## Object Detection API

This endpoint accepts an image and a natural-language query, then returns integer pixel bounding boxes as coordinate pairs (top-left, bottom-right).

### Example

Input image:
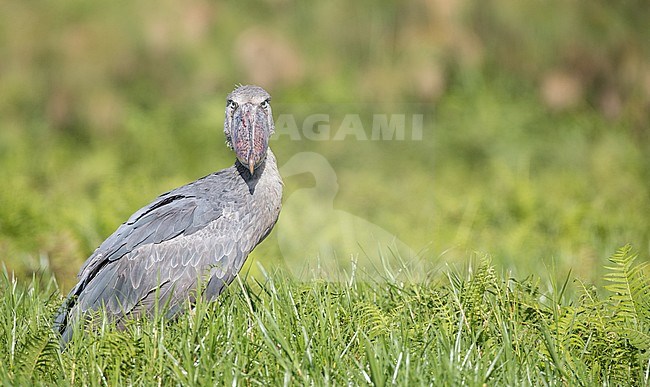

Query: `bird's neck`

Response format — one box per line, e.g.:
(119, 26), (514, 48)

(235, 149), (279, 193)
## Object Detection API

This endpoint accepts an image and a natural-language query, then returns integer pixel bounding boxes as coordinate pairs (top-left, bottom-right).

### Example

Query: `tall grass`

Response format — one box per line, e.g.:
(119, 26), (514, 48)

(1, 1), (649, 286)
(1, 245), (649, 385)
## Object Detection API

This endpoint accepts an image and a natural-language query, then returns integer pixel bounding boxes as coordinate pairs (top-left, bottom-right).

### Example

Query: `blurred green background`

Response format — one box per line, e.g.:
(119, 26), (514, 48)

(1, 0), (649, 290)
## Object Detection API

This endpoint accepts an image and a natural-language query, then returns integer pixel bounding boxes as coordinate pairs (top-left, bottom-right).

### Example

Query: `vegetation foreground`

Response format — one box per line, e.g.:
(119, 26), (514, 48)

(1, 245), (649, 385)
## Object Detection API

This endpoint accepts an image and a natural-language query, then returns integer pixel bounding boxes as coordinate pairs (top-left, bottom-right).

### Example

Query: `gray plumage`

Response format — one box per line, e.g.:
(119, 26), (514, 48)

(54, 85), (282, 345)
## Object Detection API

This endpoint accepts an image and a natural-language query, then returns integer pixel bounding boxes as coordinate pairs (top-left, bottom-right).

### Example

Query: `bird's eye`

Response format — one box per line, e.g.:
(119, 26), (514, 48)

(260, 99), (269, 109)
(227, 100), (238, 110)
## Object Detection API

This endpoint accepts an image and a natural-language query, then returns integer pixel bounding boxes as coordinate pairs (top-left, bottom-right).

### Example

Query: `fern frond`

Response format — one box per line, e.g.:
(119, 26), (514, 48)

(604, 244), (650, 352)
(355, 302), (391, 339)
(15, 327), (60, 381)
(461, 255), (496, 328)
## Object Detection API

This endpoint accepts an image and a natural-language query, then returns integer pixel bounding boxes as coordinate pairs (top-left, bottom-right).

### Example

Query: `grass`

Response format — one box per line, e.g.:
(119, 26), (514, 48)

(1, 245), (649, 385)
(1, 0), (649, 287)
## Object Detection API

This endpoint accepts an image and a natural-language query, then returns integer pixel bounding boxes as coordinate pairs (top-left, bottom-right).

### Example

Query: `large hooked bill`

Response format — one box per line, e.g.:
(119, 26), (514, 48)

(232, 102), (270, 174)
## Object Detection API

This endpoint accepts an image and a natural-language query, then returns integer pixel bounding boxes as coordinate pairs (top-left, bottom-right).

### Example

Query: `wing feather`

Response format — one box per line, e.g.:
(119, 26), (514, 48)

(55, 188), (226, 332)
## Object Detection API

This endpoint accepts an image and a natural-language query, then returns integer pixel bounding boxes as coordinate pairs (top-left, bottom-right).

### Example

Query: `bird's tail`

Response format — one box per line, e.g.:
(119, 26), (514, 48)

(52, 286), (81, 349)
